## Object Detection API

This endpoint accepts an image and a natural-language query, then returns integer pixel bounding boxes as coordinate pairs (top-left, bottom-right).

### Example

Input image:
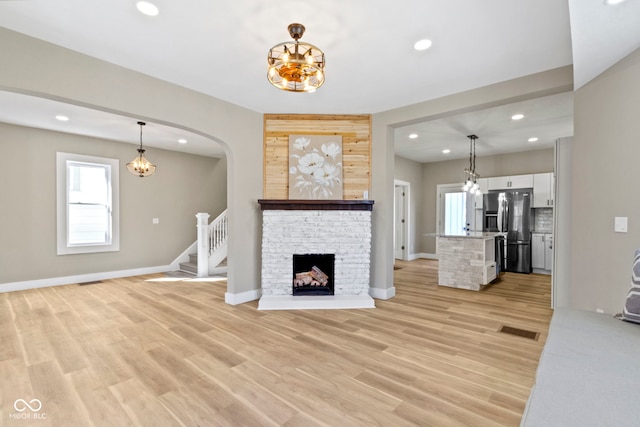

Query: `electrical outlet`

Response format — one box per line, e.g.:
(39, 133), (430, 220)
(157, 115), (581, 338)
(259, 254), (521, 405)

(152, 218), (159, 224)
(596, 308), (604, 314)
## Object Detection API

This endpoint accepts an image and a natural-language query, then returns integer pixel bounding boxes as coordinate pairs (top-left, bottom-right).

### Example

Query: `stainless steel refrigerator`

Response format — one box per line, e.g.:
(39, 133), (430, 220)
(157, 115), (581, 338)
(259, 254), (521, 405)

(483, 190), (532, 273)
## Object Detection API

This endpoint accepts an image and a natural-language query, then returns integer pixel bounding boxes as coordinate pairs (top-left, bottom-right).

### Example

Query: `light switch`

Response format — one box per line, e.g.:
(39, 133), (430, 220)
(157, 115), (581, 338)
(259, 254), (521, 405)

(614, 216), (627, 233)
(152, 218), (159, 225)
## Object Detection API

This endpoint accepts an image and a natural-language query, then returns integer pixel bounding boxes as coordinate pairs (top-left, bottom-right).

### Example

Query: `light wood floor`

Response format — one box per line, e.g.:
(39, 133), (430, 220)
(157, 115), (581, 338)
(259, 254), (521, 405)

(0, 259), (552, 426)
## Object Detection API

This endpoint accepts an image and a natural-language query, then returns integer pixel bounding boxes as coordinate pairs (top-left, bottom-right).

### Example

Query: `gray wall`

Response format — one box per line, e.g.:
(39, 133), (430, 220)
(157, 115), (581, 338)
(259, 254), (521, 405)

(571, 46), (640, 314)
(0, 27), (263, 299)
(0, 122), (226, 285)
(418, 148), (554, 253)
(0, 26), (578, 306)
(394, 156), (423, 256)
(374, 66), (572, 297)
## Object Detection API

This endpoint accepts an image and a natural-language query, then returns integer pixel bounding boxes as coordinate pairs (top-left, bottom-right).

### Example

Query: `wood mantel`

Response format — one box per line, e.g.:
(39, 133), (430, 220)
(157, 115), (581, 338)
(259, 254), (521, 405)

(258, 199), (374, 211)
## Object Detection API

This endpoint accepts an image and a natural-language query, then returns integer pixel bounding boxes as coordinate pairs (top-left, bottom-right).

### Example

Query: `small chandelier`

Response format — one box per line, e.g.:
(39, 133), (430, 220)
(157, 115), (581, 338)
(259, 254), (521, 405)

(126, 121), (156, 177)
(267, 23), (325, 93)
(462, 134), (481, 194)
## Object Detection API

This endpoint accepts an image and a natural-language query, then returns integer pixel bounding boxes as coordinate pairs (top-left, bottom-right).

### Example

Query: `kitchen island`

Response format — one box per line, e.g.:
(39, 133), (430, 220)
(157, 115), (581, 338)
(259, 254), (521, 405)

(437, 232), (500, 291)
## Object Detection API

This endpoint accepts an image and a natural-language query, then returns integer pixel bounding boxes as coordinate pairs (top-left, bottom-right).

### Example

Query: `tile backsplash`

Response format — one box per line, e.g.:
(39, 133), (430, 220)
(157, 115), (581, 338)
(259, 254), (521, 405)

(534, 208), (553, 232)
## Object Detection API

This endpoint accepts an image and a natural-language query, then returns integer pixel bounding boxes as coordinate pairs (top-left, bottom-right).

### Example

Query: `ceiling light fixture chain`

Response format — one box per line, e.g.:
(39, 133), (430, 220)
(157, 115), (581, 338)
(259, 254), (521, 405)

(267, 23), (325, 93)
(126, 121), (156, 177)
(472, 134), (477, 176)
(462, 134), (481, 194)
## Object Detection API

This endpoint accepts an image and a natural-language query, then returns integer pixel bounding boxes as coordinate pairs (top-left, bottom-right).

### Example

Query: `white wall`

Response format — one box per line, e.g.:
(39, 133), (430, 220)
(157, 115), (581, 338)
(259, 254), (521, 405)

(0, 28), (263, 299)
(571, 46), (640, 314)
(0, 123), (226, 285)
(553, 136), (573, 308)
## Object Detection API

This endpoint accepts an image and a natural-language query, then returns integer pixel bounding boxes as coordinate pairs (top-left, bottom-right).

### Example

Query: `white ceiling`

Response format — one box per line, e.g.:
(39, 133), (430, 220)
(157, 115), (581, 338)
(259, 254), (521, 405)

(0, 91), (226, 157)
(0, 0), (638, 160)
(569, 0), (640, 90)
(395, 92), (574, 163)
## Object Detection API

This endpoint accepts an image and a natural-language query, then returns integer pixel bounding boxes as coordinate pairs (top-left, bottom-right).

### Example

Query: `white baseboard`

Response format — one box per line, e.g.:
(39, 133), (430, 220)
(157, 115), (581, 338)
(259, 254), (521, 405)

(225, 288), (261, 305)
(0, 265), (171, 294)
(416, 252), (438, 260)
(399, 253), (437, 261)
(369, 286), (396, 300)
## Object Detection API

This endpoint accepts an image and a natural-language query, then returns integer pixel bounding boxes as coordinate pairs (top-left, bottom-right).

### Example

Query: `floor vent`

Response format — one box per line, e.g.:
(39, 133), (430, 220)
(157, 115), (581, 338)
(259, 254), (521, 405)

(79, 280), (103, 286)
(498, 325), (539, 340)
(394, 266), (401, 270)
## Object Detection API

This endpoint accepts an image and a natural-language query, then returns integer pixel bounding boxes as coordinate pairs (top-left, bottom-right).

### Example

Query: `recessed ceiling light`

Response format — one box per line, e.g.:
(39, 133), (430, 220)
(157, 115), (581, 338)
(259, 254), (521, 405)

(511, 113), (525, 120)
(442, 149), (451, 154)
(178, 139), (188, 144)
(55, 115), (69, 121)
(136, 1), (159, 16)
(414, 39), (433, 51)
(528, 137), (539, 142)
(408, 133), (418, 139)
(604, 0), (625, 4)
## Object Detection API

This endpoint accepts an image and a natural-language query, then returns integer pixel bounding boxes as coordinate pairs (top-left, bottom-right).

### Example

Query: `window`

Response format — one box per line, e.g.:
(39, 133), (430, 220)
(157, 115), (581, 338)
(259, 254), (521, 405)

(57, 153), (119, 254)
(444, 192), (467, 235)
(437, 184), (475, 235)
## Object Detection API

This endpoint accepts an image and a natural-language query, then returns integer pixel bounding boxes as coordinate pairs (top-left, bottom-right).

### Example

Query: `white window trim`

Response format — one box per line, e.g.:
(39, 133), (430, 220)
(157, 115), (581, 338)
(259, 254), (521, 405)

(56, 152), (120, 255)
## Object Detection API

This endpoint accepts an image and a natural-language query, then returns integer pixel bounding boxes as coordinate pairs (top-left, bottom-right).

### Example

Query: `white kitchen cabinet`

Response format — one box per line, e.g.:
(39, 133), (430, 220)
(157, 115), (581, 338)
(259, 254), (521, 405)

(487, 176), (510, 190)
(532, 233), (545, 269)
(474, 178), (488, 209)
(509, 174), (534, 189)
(532, 233), (553, 273)
(487, 174), (533, 190)
(544, 234), (553, 271)
(533, 172), (555, 208)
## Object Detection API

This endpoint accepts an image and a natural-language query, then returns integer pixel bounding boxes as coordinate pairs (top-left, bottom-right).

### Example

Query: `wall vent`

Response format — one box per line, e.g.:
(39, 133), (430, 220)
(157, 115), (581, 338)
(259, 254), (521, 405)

(79, 280), (103, 286)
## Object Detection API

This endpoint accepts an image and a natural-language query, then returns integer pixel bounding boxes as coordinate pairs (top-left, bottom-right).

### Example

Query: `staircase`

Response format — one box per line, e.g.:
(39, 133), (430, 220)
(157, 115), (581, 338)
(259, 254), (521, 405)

(178, 254), (227, 276)
(170, 210), (228, 277)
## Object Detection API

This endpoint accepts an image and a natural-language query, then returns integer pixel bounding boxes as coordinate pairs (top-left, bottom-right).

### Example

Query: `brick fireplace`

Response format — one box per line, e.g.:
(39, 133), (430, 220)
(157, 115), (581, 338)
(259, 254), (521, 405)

(258, 200), (375, 310)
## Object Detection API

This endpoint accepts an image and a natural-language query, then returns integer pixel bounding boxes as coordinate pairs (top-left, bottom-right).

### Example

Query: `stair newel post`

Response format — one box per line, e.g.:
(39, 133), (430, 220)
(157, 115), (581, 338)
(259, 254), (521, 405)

(196, 213), (210, 277)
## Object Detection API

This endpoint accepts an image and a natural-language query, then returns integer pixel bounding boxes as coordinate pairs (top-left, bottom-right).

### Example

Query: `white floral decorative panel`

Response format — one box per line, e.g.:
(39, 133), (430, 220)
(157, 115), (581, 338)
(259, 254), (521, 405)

(289, 135), (343, 199)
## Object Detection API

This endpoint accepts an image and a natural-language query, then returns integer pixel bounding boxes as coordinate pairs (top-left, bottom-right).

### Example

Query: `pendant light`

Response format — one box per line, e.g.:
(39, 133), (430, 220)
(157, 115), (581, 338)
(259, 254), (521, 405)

(462, 134), (480, 194)
(126, 121), (156, 177)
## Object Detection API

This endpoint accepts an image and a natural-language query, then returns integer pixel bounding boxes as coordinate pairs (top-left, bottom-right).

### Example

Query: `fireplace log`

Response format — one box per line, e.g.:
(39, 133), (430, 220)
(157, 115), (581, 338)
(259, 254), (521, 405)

(311, 266), (329, 283)
(294, 268), (330, 288)
(294, 272), (314, 285)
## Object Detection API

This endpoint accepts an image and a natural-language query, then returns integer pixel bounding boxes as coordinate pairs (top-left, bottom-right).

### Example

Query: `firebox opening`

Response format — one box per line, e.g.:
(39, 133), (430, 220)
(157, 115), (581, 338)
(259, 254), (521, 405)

(292, 254), (335, 296)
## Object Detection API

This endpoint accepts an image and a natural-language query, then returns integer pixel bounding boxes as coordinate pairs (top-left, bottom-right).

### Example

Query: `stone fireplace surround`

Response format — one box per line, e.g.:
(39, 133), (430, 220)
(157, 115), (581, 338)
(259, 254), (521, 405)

(258, 200), (376, 310)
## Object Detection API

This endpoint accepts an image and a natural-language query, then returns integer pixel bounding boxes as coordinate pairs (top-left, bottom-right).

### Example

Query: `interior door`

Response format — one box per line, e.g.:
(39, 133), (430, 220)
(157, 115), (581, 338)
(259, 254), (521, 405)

(394, 185), (406, 259)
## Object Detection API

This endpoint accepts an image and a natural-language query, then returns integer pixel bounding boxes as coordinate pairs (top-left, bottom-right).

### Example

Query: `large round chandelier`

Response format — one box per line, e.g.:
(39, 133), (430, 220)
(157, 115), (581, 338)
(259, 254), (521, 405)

(267, 23), (325, 93)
